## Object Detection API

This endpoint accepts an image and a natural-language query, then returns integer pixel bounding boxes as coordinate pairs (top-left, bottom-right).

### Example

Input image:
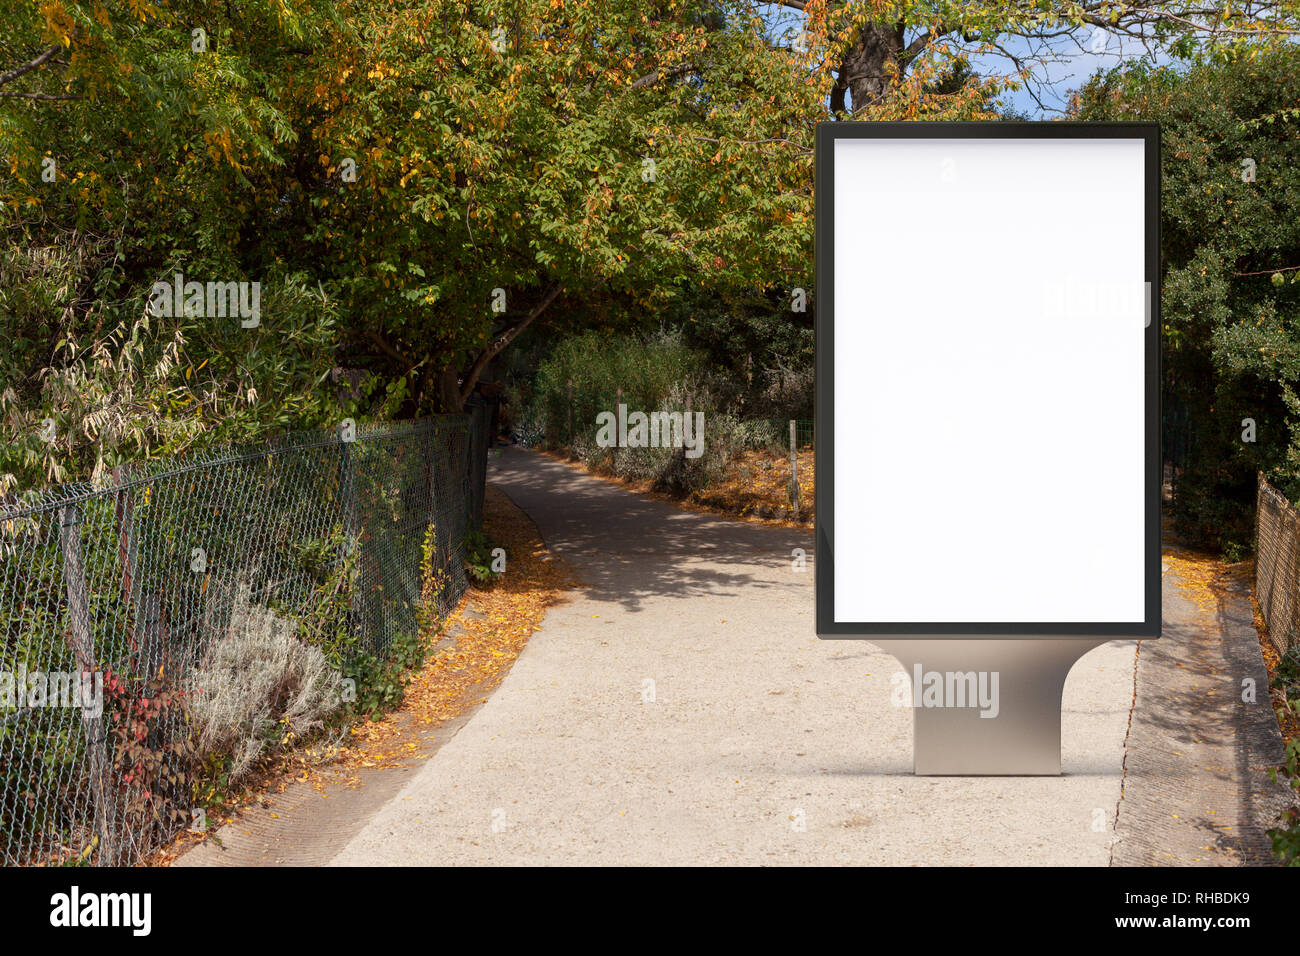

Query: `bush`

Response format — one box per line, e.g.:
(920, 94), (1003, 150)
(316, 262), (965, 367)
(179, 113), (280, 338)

(729, 418), (788, 452)
(525, 328), (707, 449)
(187, 584), (344, 780)
(602, 381), (740, 495)
(463, 531), (504, 585)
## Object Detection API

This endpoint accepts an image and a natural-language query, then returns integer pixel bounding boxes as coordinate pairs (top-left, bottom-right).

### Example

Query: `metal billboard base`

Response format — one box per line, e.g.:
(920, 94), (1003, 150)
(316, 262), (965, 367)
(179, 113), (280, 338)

(873, 638), (1110, 776)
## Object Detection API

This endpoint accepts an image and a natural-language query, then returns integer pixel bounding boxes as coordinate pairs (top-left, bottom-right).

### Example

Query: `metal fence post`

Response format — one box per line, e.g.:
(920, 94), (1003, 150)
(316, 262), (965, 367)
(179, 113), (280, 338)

(339, 431), (358, 544)
(338, 428), (364, 650)
(58, 504), (114, 865)
(790, 419), (800, 519)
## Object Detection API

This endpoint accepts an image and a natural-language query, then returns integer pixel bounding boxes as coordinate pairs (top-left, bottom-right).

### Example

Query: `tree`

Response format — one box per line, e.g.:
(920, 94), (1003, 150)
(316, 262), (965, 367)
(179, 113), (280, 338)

(1074, 45), (1300, 552)
(774, 1), (1300, 117)
(1, 0), (838, 485)
(0, 1), (348, 488)
(310, 0), (825, 412)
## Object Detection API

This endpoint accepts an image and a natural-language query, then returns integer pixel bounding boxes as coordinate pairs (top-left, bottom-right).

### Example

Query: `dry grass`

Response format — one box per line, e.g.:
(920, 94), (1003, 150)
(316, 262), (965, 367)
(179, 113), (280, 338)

(541, 445), (816, 528)
(689, 447), (815, 523)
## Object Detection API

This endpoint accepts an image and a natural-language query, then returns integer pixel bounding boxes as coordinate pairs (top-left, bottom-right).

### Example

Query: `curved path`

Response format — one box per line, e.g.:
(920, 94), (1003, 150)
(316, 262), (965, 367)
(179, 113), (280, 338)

(331, 447), (1136, 865)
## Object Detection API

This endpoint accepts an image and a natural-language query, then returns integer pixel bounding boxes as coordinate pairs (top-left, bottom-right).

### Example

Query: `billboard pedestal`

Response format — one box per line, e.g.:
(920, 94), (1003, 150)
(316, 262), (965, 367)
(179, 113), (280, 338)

(874, 639), (1108, 776)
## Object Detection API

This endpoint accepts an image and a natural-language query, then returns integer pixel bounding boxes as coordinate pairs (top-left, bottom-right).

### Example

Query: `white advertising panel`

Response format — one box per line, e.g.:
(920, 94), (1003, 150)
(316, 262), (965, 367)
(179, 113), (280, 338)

(816, 124), (1160, 637)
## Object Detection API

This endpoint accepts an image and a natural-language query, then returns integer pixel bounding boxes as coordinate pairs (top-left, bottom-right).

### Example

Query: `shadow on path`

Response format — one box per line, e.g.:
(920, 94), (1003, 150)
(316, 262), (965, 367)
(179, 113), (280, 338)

(490, 447), (813, 614)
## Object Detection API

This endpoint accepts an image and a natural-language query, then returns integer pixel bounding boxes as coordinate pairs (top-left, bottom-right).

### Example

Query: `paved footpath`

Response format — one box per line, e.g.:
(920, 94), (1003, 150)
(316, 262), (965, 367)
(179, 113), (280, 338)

(331, 448), (1138, 865)
(1111, 547), (1292, 865)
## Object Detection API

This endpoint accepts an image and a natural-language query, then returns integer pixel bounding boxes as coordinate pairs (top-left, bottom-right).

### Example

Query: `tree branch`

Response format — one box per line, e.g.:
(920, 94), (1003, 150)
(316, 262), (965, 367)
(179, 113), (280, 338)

(0, 45), (61, 88)
(1235, 264), (1300, 277)
(366, 329), (415, 367)
(0, 91), (81, 101)
(458, 283), (561, 405)
(903, 22), (956, 61)
(630, 63), (698, 89)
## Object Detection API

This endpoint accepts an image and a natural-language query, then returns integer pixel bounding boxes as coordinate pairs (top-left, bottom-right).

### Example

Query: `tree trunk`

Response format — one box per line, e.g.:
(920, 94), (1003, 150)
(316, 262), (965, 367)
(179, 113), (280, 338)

(832, 21), (905, 114)
(436, 368), (462, 413)
(431, 283), (561, 414)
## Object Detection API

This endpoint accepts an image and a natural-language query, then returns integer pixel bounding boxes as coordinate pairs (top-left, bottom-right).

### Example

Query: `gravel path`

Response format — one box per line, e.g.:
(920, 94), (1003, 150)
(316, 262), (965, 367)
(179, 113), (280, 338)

(331, 447), (1136, 866)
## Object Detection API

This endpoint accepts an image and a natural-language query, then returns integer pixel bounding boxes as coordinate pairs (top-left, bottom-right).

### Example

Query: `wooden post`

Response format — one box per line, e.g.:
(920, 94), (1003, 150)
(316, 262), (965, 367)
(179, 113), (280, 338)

(58, 504), (114, 865)
(138, 593), (165, 681)
(682, 394), (692, 475)
(567, 379), (574, 446)
(790, 420), (800, 519)
(338, 429), (366, 648)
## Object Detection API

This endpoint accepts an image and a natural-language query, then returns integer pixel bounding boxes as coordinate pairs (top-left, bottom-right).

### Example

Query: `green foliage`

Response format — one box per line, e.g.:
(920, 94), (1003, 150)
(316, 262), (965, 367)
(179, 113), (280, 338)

(0, 1), (350, 491)
(294, 527), (426, 721)
(1, 0), (826, 484)
(290, 0), (820, 410)
(667, 287), (814, 419)
(528, 328), (707, 447)
(1075, 47), (1300, 553)
(337, 627), (429, 721)
(1277, 645), (1300, 697)
(1268, 737), (1300, 864)
(463, 530), (502, 585)
(1262, 647), (1300, 864)
(524, 324), (813, 494)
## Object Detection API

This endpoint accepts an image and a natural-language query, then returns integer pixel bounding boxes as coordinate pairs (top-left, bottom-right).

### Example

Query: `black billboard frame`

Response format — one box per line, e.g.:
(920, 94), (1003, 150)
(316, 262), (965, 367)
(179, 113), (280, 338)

(814, 121), (1161, 639)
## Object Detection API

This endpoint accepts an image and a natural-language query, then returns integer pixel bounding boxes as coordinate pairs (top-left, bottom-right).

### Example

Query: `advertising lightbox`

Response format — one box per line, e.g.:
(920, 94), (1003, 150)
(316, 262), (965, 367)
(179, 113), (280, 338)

(814, 123), (1161, 774)
(816, 123), (1160, 638)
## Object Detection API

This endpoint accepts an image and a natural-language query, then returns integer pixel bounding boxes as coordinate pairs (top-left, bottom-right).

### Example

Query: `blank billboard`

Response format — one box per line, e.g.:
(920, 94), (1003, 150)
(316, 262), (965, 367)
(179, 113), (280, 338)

(816, 124), (1160, 637)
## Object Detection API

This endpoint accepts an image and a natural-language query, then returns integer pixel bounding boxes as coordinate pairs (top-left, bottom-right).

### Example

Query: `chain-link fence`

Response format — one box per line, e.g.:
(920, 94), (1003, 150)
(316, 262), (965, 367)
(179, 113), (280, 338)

(1256, 473), (1300, 655)
(465, 405), (491, 531)
(0, 410), (490, 866)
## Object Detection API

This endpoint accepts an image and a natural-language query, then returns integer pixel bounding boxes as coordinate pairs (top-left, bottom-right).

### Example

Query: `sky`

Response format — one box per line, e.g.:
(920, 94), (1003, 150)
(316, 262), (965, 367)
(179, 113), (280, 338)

(755, 3), (1174, 117)
(969, 29), (1172, 116)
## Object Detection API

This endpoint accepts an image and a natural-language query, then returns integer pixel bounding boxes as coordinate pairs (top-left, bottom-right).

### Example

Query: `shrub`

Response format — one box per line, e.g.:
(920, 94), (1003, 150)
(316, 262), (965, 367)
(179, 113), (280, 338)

(104, 671), (196, 863)
(1269, 738), (1300, 865)
(186, 584), (343, 780)
(604, 381), (739, 495)
(526, 328), (707, 449)
(463, 531), (504, 585)
(729, 418), (788, 452)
